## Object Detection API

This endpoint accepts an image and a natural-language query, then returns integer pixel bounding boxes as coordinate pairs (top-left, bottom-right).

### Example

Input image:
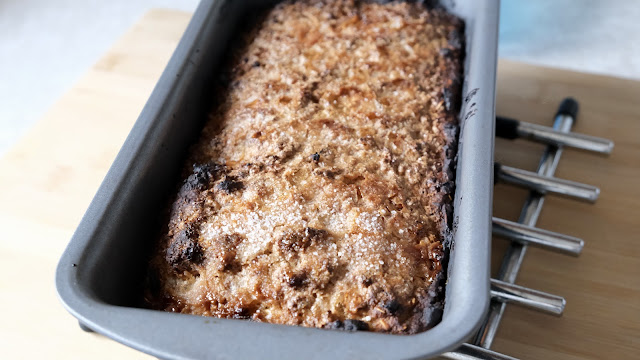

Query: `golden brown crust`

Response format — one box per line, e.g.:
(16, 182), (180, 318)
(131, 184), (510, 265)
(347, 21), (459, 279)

(146, 0), (463, 334)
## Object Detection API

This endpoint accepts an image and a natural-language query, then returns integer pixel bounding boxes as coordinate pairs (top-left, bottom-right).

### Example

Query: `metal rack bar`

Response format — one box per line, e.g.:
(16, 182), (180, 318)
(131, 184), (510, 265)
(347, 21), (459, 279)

(495, 164), (599, 203)
(490, 279), (565, 316)
(516, 121), (613, 154)
(492, 217), (583, 256)
(442, 344), (518, 360)
(496, 116), (613, 155)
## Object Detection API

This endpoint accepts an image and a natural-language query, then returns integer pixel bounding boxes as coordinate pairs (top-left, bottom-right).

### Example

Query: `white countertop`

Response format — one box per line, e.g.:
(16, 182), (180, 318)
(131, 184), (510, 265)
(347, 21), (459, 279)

(1, 0), (638, 155)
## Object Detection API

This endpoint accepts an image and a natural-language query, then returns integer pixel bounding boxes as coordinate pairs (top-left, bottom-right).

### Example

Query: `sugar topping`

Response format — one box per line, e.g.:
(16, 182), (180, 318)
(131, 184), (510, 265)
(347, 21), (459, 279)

(148, 0), (463, 334)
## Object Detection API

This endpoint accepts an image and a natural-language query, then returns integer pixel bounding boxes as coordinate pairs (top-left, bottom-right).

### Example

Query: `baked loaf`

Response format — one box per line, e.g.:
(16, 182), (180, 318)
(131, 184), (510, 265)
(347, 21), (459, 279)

(146, 0), (463, 334)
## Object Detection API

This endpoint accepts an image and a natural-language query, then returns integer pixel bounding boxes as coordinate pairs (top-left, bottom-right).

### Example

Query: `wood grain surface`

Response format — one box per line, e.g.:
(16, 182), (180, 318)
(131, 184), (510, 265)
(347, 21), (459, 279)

(0, 9), (638, 360)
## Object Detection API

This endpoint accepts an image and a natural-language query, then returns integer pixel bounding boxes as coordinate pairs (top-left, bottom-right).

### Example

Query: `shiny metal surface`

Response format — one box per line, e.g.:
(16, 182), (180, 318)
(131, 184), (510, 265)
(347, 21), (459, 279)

(442, 344), (518, 360)
(517, 121), (614, 155)
(475, 113), (575, 348)
(492, 217), (584, 256)
(490, 279), (565, 316)
(497, 164), (599, 202)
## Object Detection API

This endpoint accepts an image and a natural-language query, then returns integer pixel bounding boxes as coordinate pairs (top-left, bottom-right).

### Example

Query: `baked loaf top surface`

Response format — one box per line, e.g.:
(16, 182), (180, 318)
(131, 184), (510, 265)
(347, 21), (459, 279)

(146, 0), (463, 334)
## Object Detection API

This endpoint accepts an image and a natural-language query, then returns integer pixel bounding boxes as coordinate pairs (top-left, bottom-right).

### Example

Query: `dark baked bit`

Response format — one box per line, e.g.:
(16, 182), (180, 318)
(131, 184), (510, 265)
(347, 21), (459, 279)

(327, 319), (370, 332)
(165, 226), (204, 272)
(217, 175), (244, 194)
(146, 0), (463, 335)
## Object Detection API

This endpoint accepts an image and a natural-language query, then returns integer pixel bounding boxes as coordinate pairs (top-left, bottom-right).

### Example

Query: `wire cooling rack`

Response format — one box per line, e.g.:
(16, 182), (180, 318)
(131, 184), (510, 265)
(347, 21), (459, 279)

(442, 98), (614, 360)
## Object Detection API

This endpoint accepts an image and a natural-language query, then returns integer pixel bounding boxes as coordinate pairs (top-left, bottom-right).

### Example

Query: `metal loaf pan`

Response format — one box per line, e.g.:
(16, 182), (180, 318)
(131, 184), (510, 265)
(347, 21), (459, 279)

(56, 0), (499, 358)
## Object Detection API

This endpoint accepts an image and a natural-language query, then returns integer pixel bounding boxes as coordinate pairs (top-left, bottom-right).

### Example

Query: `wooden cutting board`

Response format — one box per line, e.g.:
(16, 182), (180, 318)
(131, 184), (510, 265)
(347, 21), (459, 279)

(0, 9), (638, 360)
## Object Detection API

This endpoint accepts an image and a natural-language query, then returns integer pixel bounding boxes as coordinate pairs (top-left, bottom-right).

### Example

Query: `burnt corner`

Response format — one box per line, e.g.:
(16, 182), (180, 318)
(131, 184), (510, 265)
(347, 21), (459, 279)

(166, 225), (205, 272)
(186, 162), (225, 190)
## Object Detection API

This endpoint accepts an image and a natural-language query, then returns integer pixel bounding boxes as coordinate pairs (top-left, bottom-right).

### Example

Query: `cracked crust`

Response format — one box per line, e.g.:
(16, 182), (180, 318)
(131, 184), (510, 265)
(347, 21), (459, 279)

(145, 0), (463, 334)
